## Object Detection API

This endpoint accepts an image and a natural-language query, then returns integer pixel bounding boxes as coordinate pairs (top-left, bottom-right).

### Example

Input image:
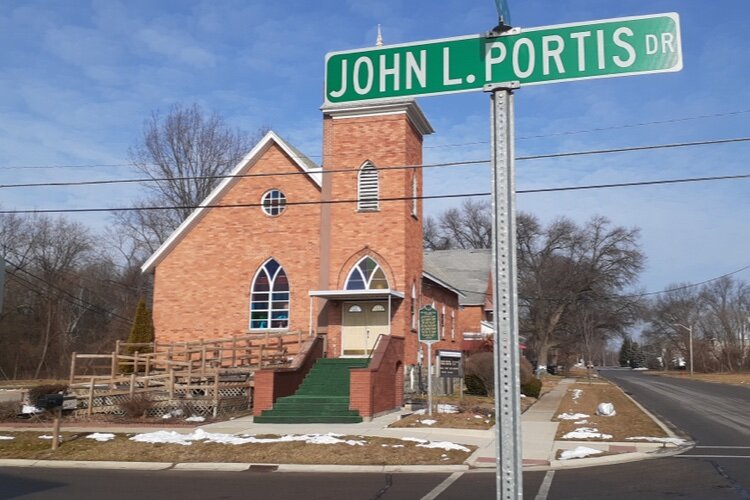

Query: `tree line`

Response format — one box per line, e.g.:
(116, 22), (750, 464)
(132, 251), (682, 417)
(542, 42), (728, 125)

(1, 104), (747, 380)
(427, 199), (750, 372)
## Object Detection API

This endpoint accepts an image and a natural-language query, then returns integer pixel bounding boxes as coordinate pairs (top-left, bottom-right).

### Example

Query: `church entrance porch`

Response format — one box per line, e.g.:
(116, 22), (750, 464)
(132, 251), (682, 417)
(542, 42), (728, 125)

(341, 301), (389, 356)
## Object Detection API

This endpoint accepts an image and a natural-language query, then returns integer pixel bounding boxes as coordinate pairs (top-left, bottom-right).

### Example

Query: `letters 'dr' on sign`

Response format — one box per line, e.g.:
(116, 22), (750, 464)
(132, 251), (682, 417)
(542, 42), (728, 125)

(325, 13), (682, 104)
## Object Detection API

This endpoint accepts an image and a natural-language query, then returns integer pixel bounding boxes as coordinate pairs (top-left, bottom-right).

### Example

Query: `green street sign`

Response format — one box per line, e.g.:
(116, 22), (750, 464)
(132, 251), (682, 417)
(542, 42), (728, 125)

(418, 305), (439, 343)
(325, 13), (682, 104)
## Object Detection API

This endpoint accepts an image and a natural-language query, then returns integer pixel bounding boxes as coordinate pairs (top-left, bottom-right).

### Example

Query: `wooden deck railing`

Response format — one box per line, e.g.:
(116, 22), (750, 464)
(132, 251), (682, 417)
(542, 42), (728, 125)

(67, 331), (305, 415)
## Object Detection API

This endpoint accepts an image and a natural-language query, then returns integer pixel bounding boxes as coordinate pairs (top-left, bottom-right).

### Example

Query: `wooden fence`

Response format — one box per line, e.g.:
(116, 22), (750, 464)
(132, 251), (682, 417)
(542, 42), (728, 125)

(67, 331), (305, 416)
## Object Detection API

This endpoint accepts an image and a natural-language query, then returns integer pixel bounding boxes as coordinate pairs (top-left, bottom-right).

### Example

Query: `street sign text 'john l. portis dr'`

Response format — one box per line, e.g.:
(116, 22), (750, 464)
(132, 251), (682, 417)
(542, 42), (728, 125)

(325, 13), (681, 104)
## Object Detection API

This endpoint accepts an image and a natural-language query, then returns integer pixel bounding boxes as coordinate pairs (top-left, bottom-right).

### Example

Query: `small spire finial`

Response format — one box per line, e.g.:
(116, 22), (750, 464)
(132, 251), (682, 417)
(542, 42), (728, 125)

(376, 24), (383, 47)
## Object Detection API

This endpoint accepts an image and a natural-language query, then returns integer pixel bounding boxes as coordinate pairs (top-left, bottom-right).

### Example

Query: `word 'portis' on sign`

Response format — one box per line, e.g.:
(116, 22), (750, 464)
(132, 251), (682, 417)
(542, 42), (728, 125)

(325, 13), (682, 104)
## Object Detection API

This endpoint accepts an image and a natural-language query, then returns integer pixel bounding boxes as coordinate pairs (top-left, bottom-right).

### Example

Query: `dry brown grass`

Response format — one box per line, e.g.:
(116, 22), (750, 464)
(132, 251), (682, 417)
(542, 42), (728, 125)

(650, 371), (750, 388)
(554, 381), (667, 441)
(391, 395), (494, 429)
(0, 432), (473, 465)
(391, 378), (562, 430)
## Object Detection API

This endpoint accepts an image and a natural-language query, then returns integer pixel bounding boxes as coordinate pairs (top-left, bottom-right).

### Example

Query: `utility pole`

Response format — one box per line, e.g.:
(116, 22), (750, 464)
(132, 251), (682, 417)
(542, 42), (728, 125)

(673, 323), (693, 376)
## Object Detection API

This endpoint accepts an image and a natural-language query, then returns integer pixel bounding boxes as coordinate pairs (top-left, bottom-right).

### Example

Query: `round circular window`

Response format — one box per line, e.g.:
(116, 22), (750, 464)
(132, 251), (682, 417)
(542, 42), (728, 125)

(261, 189), (287, 216)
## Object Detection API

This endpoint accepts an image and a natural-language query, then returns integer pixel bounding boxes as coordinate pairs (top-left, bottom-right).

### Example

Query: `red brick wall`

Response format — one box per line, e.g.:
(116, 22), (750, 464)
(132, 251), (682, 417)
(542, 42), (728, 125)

(321, 107), (425, 361)
(349, 336), (404, 418)
(152, 143), (322, 344)
(420, 279), (461, 361)
(458, 305), (485, 339)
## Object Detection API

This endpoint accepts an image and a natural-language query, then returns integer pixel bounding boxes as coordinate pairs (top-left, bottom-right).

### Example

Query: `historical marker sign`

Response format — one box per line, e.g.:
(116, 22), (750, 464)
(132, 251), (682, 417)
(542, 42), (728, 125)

(418, 305), (439, 343)
(325, 12), (682, 104)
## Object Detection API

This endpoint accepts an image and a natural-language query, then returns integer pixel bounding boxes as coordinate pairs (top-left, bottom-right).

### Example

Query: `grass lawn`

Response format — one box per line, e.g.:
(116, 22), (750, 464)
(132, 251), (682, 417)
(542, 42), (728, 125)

(553, 380), (667, 442)
(0, 431), (474, 465)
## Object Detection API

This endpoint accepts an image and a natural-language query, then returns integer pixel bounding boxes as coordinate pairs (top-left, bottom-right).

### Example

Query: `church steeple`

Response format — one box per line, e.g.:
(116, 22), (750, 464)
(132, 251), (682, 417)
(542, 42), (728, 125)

(375, 24), (383, 47)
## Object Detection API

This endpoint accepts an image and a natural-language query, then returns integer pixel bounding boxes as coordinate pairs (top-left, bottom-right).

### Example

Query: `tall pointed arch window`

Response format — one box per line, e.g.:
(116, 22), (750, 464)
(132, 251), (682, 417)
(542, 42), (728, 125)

(345, 256), (388, 290)
(357, 162), (379, 211)
(250, 258), (290, 330)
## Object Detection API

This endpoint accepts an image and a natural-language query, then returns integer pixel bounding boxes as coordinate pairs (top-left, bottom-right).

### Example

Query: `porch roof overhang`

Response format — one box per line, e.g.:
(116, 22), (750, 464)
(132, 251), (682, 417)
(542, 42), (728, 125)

(308, 289), (405, 301)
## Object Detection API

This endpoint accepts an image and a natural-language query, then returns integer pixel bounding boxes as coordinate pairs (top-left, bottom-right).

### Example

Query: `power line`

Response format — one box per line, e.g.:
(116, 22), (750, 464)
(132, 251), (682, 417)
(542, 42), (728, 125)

(3, 108), (750, 170)
(451, 262), (750, 302)
(3, 169), (750, 215)
(3, 136), (750, 191)
(518, 172), (750, 194)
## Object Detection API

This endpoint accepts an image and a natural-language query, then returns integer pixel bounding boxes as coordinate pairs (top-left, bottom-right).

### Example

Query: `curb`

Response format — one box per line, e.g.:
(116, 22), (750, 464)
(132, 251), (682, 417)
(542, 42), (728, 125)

(0, 459), (172, 470)
(0, 459), (469, 474)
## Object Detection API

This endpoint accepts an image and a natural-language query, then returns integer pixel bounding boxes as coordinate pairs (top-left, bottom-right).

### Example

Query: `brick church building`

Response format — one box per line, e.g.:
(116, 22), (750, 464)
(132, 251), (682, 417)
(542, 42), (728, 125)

(140, 98), (493, 419)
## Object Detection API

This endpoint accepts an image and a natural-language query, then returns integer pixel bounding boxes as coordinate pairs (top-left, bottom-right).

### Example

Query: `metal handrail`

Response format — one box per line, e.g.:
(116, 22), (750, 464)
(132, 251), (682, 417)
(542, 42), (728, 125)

(365, 334), (386, 366)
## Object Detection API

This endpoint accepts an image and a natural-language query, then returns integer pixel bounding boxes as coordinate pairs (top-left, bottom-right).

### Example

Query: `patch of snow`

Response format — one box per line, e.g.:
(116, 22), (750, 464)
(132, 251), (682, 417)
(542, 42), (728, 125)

(38, 435), (57, 440)
(419, 419), (437, 426)
(562, 428), (613, 440)
(0, 435), (15, 440)
(185, 416), (205, 423)
(417, 441), (470, 452)
(86, 433), (115, 442)
(559, 446), (604, 460)
(401, 437), (428, 444)
(632, 367), (649, 371)
(130, 430), (366, 447)
(437, 404), (458, 414)
(596, 403), (616, 416)
(381, 444), (405, 448)
(571, 389), (583, 401)
(22, 405), (41, 414)
(474, 415), (483, 419)
(131, 430), (194, 446)
(574, 420), (588, 425)
(161, 413), (173, 420)
(557, 413), (590, 420)
(626, 436), (687, 445)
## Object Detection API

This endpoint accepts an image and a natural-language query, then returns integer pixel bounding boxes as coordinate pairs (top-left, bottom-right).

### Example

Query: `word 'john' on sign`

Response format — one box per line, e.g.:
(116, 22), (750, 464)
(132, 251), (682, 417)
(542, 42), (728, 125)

(325, 13), (682, 104)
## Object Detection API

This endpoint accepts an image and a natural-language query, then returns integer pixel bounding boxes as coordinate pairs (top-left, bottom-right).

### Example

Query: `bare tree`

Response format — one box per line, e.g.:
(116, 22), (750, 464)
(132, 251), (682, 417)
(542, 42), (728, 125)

(518, 214), (644, 368)
(646, 277), (750, 372)
(115, 103), (267, 257)
(424, 199), (492, 250)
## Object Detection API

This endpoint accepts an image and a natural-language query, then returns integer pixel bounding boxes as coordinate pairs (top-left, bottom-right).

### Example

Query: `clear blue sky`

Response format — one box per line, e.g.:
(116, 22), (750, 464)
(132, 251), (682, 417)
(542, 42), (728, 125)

(1, 0), (749, 293)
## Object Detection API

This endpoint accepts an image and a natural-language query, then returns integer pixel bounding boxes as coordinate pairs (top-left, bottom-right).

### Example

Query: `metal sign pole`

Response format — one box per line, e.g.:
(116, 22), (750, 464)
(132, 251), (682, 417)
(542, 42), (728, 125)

(427, 343), (433, 416)
(487, 82), (522, 500)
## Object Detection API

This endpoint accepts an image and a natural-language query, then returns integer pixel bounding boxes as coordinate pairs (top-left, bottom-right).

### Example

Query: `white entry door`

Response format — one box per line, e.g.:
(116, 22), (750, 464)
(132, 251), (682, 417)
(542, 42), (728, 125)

(341, 302), (389, 356)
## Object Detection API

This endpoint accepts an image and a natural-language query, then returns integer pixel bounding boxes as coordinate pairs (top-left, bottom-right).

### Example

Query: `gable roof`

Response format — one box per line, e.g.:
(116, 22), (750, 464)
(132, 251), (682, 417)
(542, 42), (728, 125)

(141, 131), (322, 273)
(423, 249), (491, 306)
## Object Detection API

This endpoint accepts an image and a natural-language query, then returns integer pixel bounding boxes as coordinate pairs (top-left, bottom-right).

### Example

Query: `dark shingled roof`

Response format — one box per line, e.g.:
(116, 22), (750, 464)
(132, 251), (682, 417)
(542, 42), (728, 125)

(423, 249), (491, 306)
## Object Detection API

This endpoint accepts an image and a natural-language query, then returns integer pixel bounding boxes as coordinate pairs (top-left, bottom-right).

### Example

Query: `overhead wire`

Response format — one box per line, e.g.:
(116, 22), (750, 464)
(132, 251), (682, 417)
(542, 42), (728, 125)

(2, 254), (133, 325)
(1, 107), (750, 170)
(3, 169), (750, 215)
(2, 136), (749, 190)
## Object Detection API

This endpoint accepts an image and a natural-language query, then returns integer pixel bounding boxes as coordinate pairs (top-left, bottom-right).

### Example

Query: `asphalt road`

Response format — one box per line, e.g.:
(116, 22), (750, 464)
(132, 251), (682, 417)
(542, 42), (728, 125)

(2, 370), (748, 499)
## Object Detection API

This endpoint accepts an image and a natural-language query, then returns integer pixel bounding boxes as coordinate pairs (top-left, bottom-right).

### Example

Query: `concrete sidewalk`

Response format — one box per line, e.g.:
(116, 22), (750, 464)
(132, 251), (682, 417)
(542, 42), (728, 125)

(196, 378), (576, 469)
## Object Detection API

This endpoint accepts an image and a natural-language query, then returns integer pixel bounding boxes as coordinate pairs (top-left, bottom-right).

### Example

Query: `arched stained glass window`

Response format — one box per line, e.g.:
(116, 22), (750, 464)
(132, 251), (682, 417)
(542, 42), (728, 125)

(345, 257), (389, 290)
(250, 259), (290, 329)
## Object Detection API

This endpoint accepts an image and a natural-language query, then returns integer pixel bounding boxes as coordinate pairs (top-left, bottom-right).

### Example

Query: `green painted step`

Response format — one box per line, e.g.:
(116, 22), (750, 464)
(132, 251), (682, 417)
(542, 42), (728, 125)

(253, 415), (363, 424)
(254, 357), (369, 424)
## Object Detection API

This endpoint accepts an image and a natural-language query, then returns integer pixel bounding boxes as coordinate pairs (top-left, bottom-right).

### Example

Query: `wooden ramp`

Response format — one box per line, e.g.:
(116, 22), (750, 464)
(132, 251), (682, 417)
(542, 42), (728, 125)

(68, 331), (307, 417)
